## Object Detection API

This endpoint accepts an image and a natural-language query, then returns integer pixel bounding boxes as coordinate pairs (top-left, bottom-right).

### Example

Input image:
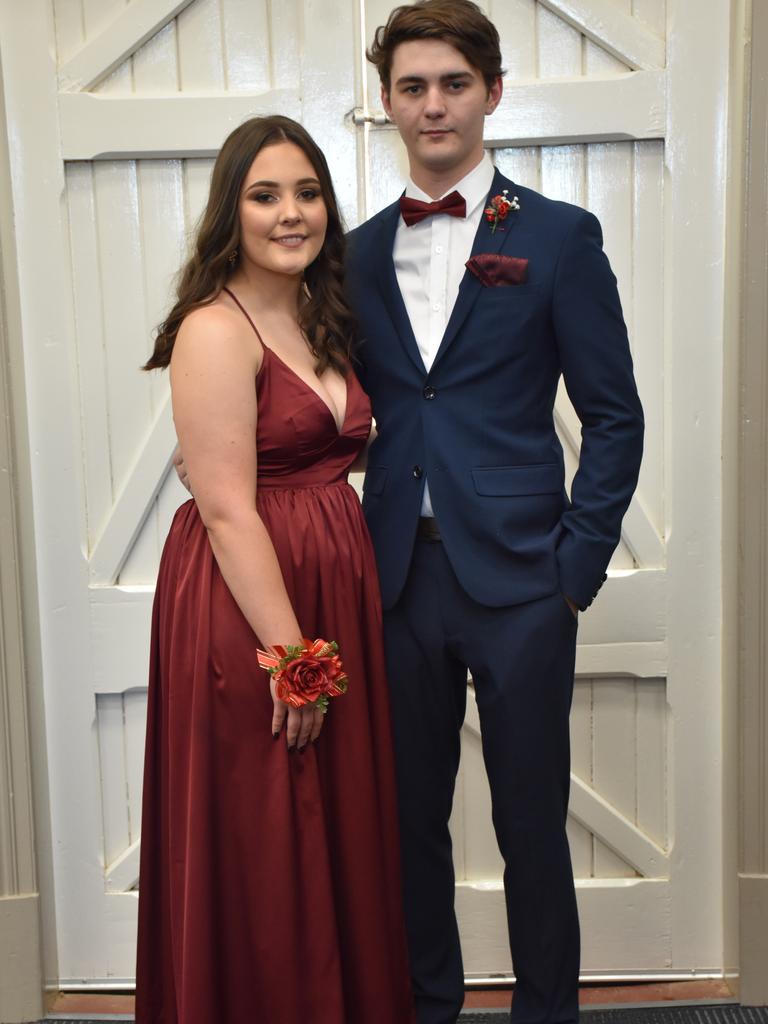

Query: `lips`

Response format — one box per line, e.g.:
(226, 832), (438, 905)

(272, 234), (307, 248)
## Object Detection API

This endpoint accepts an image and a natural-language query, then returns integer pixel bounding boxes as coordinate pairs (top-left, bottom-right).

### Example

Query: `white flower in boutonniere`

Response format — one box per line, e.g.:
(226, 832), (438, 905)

(484, 189), (520, 234)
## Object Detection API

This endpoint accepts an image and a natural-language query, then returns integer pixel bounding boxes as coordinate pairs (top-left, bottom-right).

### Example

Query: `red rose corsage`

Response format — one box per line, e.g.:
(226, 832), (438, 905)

(484, 189), (520, 234)
(257, 638), (348, 713)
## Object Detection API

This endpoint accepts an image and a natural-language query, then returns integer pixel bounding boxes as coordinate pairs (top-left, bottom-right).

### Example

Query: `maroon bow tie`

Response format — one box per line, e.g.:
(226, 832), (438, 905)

(399, 190), (467, 227)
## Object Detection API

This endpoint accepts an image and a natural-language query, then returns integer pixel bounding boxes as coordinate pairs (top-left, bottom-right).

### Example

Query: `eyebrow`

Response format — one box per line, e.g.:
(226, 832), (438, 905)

(394, 71), (474, 87)
(244, 177), (321, 192)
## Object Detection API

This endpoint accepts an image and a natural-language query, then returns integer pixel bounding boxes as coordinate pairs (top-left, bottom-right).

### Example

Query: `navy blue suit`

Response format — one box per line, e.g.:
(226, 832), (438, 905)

(346, 169), (644, 1024)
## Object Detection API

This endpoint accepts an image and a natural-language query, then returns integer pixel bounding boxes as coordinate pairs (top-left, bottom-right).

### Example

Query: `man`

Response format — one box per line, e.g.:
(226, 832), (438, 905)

(345, 2), (644, 1023)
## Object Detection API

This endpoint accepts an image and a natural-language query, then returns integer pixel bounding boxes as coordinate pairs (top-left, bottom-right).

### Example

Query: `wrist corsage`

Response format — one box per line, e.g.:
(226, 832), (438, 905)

(257, 638), (348, 713)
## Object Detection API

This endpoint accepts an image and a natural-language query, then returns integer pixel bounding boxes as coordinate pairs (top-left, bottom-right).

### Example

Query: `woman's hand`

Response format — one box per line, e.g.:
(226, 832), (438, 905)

(270, 677), (325, 750)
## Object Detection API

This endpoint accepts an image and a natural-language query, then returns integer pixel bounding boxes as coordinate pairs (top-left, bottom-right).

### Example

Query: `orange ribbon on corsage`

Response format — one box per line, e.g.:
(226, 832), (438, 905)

(257, 638), (348, 713)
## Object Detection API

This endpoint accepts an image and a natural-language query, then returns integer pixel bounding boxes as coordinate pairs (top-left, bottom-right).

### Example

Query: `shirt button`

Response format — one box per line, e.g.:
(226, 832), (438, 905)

(435, 245), (443, 254)
(432, 303), (440, 312)
(423, 386), (436, 400)
(413, 465), (423, 478)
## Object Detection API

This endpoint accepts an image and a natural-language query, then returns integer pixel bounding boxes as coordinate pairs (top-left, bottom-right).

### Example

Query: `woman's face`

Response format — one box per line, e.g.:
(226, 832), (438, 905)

(237, 140), (328, 278)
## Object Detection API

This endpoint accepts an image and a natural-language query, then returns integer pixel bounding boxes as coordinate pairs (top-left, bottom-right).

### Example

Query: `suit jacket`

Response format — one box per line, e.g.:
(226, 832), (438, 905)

(346, 169), (644, 612)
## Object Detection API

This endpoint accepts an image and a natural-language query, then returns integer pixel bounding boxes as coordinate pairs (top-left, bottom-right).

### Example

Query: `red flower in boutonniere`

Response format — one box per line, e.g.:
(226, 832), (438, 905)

(484, 189), (520, 234)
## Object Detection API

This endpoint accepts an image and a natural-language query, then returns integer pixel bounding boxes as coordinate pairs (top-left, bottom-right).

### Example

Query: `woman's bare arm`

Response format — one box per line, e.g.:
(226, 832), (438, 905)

(170, 306), (323, 747)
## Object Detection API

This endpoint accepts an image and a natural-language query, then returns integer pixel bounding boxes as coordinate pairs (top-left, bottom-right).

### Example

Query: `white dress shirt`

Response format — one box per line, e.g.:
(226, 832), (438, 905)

(393, 153), (495, 517)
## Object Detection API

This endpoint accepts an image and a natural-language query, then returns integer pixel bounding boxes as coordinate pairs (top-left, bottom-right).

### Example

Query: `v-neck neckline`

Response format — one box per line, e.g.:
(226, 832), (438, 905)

(223, 286), (349, 435)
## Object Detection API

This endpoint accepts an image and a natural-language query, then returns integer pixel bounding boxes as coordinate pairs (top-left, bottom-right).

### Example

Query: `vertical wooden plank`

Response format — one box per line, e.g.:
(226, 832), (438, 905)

(633, 0), (666, 37)
(490, 0), (537, 80)
(586, 142), (633, 325)
(366, 130), (409, 218)
(123, 690), (148, 843)
(270, 0), (301, 91)
(569, 679), (594, 877)
(131, 20), (179, 92)
(91, 161), (152, 490)
(631, 139), (665, 541)
(137, 160), (186, 410)
(364, 0), (401, 123)
(493, 147), (540, 192)
(53, 0), (86, 64)
(221, 0), (271, 92)
(636, 678), (668, 850)
(536, 3), (581, 78)
(541, 144), (585, 205)
(66, 162), (113, 549)
(592, 679), (637, 877)
(96, 694), (130, 868)
(177, 0), (225, 91)
(300, 0), (360, 227)
(184, 159), (216, 236)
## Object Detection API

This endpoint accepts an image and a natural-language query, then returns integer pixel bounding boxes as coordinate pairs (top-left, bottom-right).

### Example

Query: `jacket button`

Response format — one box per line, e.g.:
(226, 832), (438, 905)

(422, 386), (436, 400)
(413, 465), (423, 478)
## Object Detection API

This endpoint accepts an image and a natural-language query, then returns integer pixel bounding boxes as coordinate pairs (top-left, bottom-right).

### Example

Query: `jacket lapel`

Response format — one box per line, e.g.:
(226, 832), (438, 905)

(430, 169), (519, 373)
(367, 200), (427, 374)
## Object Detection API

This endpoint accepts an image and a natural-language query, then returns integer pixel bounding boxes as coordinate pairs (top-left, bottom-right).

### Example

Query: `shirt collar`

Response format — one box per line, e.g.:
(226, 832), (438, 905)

(404, 152), (495, 217)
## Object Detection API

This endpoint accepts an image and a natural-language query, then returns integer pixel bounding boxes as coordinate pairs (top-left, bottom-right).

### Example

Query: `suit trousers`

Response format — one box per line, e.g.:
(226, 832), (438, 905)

(383, 536), (581, 1024)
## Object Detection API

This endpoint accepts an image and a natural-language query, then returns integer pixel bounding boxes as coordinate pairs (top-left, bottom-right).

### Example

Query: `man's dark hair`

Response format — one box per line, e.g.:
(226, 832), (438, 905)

(367, 0), (505, 94)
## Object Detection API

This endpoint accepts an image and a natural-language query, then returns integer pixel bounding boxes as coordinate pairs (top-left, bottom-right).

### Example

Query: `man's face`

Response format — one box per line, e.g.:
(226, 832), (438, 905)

(381, 39), (502, 186)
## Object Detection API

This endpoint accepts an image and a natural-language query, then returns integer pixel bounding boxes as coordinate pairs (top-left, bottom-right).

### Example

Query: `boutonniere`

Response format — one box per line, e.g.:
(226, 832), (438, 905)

(484, 189), (520, 234)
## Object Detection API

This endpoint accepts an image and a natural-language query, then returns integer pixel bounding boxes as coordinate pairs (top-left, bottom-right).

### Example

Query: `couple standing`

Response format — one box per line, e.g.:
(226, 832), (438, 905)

(136, 1), (644, 1022)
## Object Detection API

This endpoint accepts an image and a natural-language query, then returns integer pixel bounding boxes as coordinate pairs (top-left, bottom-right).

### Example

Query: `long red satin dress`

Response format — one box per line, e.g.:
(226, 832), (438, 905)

(135, 309), (415, 1024)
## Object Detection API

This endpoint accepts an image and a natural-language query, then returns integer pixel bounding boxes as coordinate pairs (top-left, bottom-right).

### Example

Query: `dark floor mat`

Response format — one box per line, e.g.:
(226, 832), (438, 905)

(461, 1007), (767, 1024)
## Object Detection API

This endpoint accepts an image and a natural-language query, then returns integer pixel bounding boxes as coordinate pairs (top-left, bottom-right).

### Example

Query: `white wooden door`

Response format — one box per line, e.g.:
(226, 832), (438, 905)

(0, 0), (734, 986)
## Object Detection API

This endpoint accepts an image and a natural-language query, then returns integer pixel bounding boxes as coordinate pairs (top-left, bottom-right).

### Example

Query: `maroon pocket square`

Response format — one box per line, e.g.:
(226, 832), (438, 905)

(465, 253), (529, 287)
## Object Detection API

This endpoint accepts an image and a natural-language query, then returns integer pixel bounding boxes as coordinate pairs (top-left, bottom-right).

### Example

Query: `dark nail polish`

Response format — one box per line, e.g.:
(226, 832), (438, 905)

(272, 731), (280, 740)
(288, 745), (296, 754)
(298, 744), (307, 755)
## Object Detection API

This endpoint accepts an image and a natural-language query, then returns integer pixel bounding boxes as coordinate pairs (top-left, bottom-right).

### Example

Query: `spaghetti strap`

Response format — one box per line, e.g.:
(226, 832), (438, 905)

(222, 286), (269, 349)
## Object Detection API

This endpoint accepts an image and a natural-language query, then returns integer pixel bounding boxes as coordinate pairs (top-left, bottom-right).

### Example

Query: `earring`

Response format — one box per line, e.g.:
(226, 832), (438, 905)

(227, 249), (238, 265)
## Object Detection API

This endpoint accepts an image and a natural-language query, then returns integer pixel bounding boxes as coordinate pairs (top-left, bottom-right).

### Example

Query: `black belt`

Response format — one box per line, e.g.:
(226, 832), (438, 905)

(416, 517), (442, 541)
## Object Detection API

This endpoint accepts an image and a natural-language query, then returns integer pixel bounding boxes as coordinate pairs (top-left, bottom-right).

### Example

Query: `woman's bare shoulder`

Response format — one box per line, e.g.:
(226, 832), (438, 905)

(174, 297), (261, 365)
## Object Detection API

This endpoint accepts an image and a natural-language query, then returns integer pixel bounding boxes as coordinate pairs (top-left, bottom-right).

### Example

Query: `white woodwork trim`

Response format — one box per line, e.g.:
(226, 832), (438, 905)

(88, 397), (176, 585)
(620, 494), (665, 568)
(457, 880), (672, 973)
(538, 0), (666, 71)
(60, 75), (665, 161)
(575, 641), (667, 677)
(568, 776), (668, 877)
(555, 406), (665, 569)
(58, 91), (303, 161)
(488, 71), (666, 147)
(105, 841), (139, 894)
(463, 700), (669, 879)
(367, 72), (666, 147)
(57, 0), (196, 93)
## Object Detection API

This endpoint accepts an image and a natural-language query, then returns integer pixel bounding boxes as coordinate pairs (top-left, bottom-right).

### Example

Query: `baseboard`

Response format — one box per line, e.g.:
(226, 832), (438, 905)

(0, 893), (43, 1023)
(739, 874), (768, 1006)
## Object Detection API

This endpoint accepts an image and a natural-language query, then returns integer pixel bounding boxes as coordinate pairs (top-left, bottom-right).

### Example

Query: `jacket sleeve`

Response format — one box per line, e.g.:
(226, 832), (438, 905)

(552, 210), (644, 609)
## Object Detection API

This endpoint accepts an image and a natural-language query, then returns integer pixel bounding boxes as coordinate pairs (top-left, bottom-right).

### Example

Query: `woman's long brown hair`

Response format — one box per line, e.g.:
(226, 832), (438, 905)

(144, 115), (356, 374)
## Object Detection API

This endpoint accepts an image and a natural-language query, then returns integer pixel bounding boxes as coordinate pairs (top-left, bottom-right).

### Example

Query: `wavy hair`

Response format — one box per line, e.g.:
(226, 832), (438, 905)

(367, 0), (505, 94)
(144, 115), (356, 374)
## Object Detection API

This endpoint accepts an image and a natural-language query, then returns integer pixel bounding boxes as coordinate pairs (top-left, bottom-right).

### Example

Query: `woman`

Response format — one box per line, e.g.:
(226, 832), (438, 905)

(136, 116), (415, 1024)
